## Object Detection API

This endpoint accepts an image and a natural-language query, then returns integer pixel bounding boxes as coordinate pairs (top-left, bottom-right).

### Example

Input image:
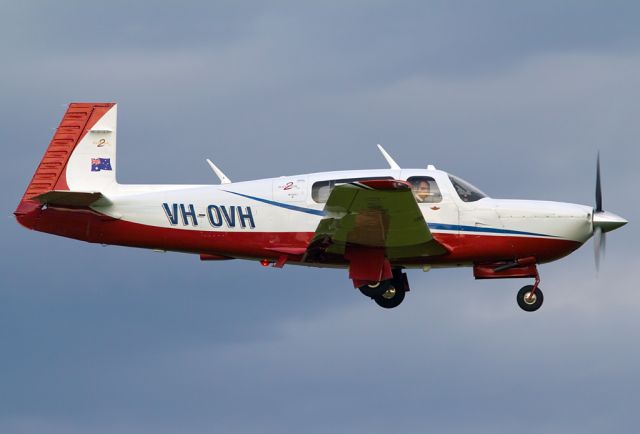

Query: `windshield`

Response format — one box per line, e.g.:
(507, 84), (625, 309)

(448, 175), (487, 202)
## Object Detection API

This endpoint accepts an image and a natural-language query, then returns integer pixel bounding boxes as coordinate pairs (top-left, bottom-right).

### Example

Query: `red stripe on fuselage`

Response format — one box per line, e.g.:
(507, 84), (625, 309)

(15, 206), (582, 265)
(421, 233), (580, 265)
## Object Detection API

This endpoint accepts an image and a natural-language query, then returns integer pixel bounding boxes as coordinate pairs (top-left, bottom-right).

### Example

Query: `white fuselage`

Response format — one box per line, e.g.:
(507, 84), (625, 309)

(86, 168), (595, 266)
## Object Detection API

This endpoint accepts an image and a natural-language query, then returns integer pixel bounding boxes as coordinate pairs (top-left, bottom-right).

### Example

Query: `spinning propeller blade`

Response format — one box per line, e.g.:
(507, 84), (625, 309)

(593, 226), (606, 271)
(591, 152), (625, 270)
(595, 152), (603, 213)
(594, 153), (604, 270)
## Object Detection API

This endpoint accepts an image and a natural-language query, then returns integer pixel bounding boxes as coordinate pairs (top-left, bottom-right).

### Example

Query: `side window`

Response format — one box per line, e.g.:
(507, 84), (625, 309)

(311, 177), (394, 203)
(407, 176), (442, 203)
(312, 180), (333, 203)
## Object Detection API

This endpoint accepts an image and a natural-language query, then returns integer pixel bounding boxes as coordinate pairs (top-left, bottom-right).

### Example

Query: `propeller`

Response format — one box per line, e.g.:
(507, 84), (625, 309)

(595, 152), (602, 213)
(590, 152), (627, 271)
(593, 153), (606, 271)
(593, 225), (606, 271)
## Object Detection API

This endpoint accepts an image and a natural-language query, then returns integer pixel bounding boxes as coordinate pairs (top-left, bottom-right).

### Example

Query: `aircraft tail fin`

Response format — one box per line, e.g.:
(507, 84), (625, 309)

(15, 102), (118, 229)
(19, 102), (118, 204)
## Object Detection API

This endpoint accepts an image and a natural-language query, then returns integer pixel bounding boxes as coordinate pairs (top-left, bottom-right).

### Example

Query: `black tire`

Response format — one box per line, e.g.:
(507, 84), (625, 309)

(374, 285), (406, 309)
(517, 285), (544, 312)
(359, 280), (391, 298)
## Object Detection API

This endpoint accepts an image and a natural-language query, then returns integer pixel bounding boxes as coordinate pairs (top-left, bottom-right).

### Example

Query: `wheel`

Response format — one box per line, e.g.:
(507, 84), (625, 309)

(359, 280), (391, 298)
(517, 285), (544, 312)
(374, 284), (406, 309)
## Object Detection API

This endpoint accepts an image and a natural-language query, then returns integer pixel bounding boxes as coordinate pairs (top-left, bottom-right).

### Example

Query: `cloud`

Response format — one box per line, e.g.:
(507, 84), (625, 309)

(1, 2), (638, 433)
(3, 255), (635, 434)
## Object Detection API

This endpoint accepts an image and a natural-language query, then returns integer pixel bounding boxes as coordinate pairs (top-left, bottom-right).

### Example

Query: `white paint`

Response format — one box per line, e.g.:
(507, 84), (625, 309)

(60, 106), (626, 262)
(376, 144), (401, 169)
(66, 105), (118, 192)
(206, 158), (231, 184)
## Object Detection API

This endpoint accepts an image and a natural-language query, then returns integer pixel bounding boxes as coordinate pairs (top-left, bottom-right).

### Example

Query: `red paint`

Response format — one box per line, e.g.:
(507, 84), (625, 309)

(19, 103), (115, 203)
(345, 246), (393, 285)
(13, 199), (40, 217)
(473, 264), (538, 279)
(199, 253), (233, 261)
(427, 233), (581, 264)
(15, 205), (313, 258)
(358, 179), (411, 190)
(515, 256), (537, 267)
(15, 205), (582, 268)
(264, 246), (307, 255)
(274, 255), (288, 268)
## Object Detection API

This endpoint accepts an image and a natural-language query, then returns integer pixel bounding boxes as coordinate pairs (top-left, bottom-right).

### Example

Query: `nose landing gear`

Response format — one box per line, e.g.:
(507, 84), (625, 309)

(516, 270), (543, 312)
(517, 285), (544, 311)
(474, 258), (545, 312)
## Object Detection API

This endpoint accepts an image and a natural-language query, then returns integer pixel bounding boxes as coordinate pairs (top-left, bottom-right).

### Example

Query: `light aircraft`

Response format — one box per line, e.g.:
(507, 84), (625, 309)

(15, 103), (628, 311)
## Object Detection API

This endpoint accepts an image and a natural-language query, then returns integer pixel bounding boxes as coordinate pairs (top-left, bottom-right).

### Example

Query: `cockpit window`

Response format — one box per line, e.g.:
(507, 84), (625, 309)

(312, 176), (393, 203)
(448, 175), (487, 202)
(407, 177), (442, 203)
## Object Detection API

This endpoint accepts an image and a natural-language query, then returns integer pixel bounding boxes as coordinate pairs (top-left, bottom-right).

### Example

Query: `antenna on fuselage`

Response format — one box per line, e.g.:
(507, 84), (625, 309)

(206, 158), (232, 184)
(376, 144), (401, 170)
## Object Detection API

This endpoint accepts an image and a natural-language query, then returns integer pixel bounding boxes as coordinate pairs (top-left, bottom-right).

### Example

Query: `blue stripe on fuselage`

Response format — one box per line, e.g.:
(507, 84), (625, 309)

(223, 191), (326, 216)
(428, 223), (556, 238)
(223, 191), (555, 237)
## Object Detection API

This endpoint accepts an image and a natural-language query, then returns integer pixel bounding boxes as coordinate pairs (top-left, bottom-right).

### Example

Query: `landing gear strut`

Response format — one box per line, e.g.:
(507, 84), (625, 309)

(358, 269), (409, 309)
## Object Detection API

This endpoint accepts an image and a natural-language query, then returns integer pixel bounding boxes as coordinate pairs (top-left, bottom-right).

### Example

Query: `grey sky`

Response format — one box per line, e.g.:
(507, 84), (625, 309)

(1, 2), (639, 433)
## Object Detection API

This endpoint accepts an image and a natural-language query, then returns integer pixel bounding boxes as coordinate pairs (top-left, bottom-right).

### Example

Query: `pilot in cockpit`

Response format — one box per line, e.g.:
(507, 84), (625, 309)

(413, 179), (431, 203)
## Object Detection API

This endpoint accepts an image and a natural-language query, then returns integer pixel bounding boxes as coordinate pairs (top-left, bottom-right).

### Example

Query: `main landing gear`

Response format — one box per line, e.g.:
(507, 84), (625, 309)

(359, 270), (409, 309)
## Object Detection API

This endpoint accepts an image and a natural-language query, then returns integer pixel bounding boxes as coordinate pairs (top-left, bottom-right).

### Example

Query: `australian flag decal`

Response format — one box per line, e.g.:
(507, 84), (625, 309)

(91, 158), (112, 172)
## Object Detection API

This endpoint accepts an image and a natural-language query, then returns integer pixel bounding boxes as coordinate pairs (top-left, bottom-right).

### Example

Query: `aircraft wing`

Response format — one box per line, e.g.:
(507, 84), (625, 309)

(306, 179), (448, 261)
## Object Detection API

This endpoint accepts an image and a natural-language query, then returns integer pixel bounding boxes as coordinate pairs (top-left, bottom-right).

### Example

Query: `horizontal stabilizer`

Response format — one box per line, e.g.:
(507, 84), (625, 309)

(33, 190), (107, 207)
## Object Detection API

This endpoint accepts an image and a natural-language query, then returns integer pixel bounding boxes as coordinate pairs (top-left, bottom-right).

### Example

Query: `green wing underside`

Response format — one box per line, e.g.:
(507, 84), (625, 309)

(308, 183), (448, 260)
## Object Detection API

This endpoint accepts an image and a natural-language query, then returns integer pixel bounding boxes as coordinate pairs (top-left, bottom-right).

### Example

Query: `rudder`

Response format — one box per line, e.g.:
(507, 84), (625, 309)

(19, 102), (117, 203)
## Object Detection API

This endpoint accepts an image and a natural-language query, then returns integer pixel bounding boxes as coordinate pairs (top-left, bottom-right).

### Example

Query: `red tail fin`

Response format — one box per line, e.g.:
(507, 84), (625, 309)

(20, 102), (115, 202)
(15, 102), (115, 228)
